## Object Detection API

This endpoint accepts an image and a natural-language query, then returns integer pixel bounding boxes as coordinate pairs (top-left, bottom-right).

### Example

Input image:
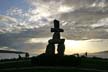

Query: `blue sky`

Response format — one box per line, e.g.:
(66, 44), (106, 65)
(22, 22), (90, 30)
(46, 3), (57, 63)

(0, 0), (30, 14)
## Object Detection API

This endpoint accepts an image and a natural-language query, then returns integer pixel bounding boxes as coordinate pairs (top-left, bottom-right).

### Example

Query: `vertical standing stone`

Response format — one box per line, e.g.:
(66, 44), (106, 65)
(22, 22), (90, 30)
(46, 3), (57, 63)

(58, 43), (65, 56)
(46, 43), (55, 55)
(45, 19), (65, 56)
(54, 20), (60, 28)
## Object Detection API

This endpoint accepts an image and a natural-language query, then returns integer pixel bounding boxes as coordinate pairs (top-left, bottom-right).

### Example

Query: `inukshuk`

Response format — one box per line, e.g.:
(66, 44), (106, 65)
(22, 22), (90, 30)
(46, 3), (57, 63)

(45, 20), (65, 56)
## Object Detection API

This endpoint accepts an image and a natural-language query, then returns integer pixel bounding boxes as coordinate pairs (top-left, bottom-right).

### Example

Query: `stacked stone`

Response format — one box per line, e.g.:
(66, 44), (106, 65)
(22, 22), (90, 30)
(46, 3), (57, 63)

(45, 20), (65, 56)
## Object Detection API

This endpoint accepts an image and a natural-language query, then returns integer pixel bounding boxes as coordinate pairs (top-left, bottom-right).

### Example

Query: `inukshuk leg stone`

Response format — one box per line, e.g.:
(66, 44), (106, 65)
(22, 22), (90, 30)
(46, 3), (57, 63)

(46, 43), (55, 55)
(45, 19), (65, 56)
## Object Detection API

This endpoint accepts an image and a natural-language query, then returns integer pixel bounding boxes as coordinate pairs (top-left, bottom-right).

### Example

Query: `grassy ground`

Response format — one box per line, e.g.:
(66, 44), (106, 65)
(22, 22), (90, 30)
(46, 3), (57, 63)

(79, 57), (108, 70)
(0, 57), (108, 72)
(0, 59), (31, 69)
(1, 68), (101, 72)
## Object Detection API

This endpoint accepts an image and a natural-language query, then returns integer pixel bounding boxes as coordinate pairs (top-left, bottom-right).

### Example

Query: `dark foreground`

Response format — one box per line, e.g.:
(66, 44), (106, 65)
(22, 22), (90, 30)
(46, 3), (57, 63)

(1, 66), (108, 72)
(0, 54), (108, 72)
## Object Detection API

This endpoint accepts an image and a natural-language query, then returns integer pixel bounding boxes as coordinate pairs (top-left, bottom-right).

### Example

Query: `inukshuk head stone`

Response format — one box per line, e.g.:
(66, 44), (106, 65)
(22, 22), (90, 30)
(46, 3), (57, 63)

(45, 20), (65, 56)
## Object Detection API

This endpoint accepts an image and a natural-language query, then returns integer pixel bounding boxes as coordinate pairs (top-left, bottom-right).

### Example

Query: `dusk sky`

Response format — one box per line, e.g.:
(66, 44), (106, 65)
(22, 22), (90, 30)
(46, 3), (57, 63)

(0, 0), (108, 58)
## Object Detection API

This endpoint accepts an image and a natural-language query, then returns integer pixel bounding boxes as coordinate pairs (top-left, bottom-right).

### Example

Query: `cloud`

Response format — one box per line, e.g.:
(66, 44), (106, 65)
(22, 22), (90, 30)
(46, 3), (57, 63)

(0, 31), (47, 54)
(1, 0), (108, 40)
(1, 0), (108, 39)
(90, 0), (106, 7)
(6, 7), (23, 16)
(1, 0), (108, 56)
(0, 15), (17, 23)
(0, 26), (52, 54)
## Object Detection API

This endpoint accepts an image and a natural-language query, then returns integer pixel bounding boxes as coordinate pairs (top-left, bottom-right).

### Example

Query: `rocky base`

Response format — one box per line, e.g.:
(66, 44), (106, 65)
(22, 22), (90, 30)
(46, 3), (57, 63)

(31, 53), (81, 66)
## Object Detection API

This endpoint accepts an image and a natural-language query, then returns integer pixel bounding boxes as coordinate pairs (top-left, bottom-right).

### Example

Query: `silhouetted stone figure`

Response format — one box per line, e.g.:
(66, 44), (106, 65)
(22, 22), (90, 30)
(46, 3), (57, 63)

(46, 43), (55, 55)
(57, 43), (65, 56)
(45, 19), (65, 56)
(31, 20), (81, 66)
(53, 32), (60, 39)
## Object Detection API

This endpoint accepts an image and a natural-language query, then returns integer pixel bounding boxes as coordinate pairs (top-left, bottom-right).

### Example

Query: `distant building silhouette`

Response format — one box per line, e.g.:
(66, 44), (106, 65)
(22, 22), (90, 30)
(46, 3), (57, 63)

(45, 20), (65, 56)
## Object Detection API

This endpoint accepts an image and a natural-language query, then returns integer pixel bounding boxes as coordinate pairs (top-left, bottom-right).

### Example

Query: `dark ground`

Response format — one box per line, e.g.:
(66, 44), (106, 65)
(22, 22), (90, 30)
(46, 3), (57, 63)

(0, 54), (108, 72)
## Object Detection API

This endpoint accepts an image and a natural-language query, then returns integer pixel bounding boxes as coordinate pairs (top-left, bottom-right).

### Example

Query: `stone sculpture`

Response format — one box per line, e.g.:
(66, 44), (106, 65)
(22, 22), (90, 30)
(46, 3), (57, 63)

(45, 20), (65, 56)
